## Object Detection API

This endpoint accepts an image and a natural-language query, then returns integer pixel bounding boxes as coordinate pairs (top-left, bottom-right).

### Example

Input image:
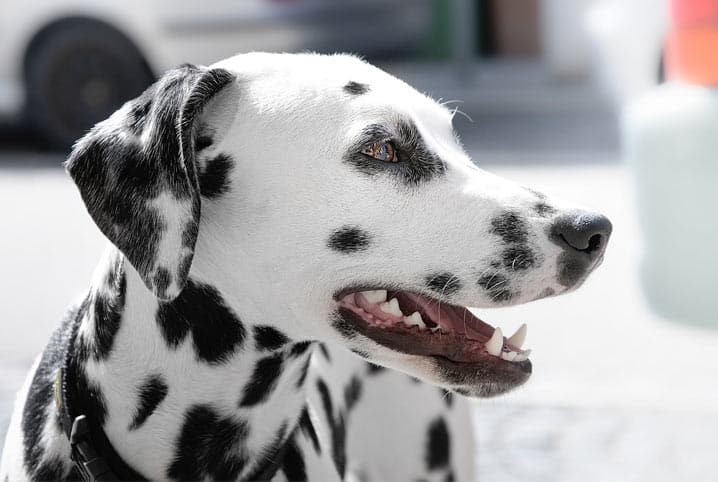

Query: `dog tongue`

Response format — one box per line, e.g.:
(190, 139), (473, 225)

(393, 292), (496, 342)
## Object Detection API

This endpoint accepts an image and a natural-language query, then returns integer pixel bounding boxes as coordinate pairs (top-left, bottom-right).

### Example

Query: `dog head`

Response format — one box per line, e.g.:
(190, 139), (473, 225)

(66, 53), (611, 398)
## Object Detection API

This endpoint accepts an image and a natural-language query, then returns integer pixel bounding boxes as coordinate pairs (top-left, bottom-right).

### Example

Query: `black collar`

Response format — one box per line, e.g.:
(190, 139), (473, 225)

(54, 300), (290, 481)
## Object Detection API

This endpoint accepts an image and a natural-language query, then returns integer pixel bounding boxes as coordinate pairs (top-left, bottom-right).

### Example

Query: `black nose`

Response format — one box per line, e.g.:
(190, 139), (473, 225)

(551, 212), (612, 260)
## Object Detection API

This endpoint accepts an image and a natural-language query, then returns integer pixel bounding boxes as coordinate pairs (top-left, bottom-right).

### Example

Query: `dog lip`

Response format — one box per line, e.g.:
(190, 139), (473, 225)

(432, 354), (532, 375)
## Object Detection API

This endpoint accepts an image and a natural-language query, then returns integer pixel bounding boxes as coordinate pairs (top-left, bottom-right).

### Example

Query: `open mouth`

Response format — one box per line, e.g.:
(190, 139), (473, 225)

(336, 289), (531, 372)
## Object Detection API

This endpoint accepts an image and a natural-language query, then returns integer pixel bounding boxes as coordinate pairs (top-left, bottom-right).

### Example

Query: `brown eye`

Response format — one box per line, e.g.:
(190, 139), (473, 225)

(361, 141), (397, 163)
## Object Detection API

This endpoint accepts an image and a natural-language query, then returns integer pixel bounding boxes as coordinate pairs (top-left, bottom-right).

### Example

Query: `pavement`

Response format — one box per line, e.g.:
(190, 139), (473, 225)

(2, 61), (717, 481)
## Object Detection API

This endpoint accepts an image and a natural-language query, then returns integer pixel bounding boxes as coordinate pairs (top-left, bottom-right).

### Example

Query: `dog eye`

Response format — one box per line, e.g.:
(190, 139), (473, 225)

(361, 141), (397, 163)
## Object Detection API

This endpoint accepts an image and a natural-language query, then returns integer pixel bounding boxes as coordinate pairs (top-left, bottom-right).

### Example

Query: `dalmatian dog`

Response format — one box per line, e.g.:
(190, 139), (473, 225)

(0, 53), (611, 481)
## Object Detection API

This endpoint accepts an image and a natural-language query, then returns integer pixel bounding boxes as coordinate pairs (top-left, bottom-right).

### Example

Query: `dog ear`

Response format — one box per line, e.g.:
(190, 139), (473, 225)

(65, 64), (236, 300)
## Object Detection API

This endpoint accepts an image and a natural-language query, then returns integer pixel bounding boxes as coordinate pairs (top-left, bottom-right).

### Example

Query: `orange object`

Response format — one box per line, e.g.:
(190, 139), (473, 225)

(666, 26), (718, 84)
(671, 0), (718, 26)
(666, 0), (718, 84)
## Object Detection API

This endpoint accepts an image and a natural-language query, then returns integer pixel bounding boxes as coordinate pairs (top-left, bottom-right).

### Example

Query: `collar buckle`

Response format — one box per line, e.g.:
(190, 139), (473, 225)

(69, 415), (118, 481)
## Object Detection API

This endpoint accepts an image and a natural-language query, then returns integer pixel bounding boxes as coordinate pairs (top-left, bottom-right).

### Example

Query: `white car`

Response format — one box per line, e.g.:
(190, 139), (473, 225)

(0, 0), (431, 147)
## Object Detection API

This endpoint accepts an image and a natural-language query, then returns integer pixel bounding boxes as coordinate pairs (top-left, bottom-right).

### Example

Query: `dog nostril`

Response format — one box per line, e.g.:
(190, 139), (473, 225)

(585, 234), (603, 254)
(552, 212), (612, 258)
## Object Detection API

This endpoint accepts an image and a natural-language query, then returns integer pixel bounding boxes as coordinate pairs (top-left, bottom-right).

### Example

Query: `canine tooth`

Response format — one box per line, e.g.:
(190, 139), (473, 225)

(507, 323), (527, 349)
(485, 327), (503, 357)
(404, 312), (426, 328)
(501, 351), (518, 361)
(431, 326), (441, 333)
(362, 290), (387, 303)
(380, 298), (403, 317)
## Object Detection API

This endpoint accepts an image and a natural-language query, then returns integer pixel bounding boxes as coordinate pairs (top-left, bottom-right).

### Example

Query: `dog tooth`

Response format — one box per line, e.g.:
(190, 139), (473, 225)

(513, 349), (531, 362)
(501, 351), (518, 361)
(380, 298), (403, 317)
(485, 327), (504, 357)
(431, 326), (441, 333)
(362, 290), (387, 303)
(404, 312), (426, 328)
(507, 323), (527, 349)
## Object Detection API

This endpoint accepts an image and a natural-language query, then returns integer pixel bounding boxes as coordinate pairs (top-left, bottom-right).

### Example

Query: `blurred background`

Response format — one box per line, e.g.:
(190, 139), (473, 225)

(1, 0), (717, 480)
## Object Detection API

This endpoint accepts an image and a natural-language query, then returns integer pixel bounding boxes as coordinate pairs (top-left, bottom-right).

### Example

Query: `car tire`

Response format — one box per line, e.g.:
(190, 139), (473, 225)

(25, 21), (154, 149)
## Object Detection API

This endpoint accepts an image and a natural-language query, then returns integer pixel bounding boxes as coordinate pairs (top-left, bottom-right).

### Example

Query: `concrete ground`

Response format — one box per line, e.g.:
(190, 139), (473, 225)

(1, 62), (716, 481)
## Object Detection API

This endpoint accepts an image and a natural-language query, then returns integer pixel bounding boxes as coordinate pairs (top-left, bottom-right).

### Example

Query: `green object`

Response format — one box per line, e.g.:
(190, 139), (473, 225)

(419, 0), (452, 59)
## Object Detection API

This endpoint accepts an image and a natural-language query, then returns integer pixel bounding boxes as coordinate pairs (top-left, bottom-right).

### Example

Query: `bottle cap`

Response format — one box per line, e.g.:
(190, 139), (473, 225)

(666, 0), (718, 84)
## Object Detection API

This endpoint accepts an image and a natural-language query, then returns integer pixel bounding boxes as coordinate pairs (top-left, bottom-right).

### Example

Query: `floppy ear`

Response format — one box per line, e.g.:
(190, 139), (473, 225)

(65, 64), (236, 300)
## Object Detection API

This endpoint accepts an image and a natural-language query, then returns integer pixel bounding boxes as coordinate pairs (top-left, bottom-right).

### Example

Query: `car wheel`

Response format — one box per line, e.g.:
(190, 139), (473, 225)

(25, 21), (154, 149)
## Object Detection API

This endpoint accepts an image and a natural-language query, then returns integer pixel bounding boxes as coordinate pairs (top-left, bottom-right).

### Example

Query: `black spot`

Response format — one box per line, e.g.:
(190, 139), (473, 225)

(253, 325), (290, 351)
(91, 256), (126, 361)
(316, 379), (347, 477)
(445, 470), (456, 482)
(296, 356), (311, 389)
(239, 353), (284, 407)
(343, 376), (362, 412)
(344, 81), (370, 95)
(367, 363), (386, 375)
(425, 417), (451, 471)
(316, 379), (334, 433)
(477, 272), (515, 302)
(490, 212), (528, 244)
(196, 134), (213, 151)
(156, 280), (245, 364)
(290, 341), (313, 358)
(199, 153), (234, 199)
(328, 226), (371, 253)
(439, 389), (454, 408)
(167, 404), (248, 481)
(153, 266), (171, 299)
(344, 120), (446, 187)
(502, 245), (537, 271)
(477, 272), (508, 292)
(425, 273), (462, 296)
(299, 406), (320, 453)
(129, 374), (169, 430)
(281, 439), (307, 481)
(318, 343), (331, 362)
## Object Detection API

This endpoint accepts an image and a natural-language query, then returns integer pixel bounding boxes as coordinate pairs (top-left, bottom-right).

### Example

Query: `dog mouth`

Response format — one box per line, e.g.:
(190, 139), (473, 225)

(336, 289), (531, 376)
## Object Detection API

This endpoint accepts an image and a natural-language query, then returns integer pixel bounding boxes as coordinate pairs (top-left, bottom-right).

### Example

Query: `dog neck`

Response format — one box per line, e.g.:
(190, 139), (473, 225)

(73, 245), (314, 480)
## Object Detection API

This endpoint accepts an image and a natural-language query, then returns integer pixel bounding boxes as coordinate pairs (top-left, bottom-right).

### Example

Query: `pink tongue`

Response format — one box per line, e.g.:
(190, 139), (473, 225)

(396, 292), (495, 342)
